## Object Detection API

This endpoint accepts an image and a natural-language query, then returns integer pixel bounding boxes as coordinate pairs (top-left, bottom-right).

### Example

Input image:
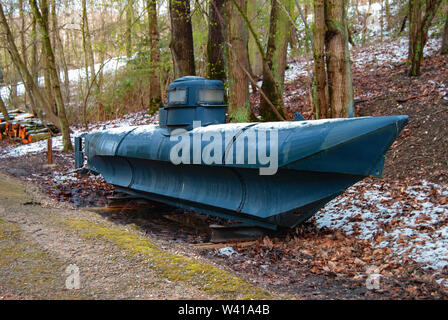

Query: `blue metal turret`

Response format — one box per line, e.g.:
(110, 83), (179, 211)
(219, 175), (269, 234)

(158, 76), (227, 130)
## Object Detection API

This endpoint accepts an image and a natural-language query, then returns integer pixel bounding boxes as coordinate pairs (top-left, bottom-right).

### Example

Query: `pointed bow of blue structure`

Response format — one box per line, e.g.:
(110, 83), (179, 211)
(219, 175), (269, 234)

(78, 115), (408, 230)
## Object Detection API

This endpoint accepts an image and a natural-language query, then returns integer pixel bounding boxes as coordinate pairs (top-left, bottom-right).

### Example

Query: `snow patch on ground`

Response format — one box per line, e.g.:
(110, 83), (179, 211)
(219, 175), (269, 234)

(352, 37), (442, 70)
(314, 180), (448, 286)
(283, 36), (442, 85)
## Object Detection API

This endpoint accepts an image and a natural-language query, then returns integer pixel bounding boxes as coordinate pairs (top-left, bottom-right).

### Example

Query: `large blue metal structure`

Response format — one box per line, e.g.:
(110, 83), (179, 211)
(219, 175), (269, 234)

(75, 76), (408, 230)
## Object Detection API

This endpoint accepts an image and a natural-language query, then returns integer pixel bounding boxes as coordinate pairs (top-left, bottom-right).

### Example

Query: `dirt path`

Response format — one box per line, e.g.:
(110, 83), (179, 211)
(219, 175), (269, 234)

(0, 172), (288, 300)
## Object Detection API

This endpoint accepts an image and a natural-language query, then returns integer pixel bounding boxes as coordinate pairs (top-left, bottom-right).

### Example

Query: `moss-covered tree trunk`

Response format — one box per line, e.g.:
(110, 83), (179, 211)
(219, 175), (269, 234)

(271, 0), (291, 88)
(258, 0), (291, 121)
(225, 0), (250, 120)
(126, 0), (134, 58)
(325, 0), (353, 118)
(29, 0), (73, 151)
(440, 8), (448, 55)
(207, 0), (226, 82)
(312, 0), (329, 119)
(169, 0), (196, 77)
(31, 15), (39, 87)
(408, 0), (442, 76)
(40, 2), (57, 116)
(51, 0), (70, 105)
(147, 0), (163, 114)
(247, 0), (263, 78)
(18, 0), (27, 74)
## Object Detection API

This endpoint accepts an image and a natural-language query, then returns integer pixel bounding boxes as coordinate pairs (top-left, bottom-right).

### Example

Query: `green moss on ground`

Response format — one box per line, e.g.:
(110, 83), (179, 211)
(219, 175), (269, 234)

(0, 220), (83, 299)
(64, 218), (277, 299)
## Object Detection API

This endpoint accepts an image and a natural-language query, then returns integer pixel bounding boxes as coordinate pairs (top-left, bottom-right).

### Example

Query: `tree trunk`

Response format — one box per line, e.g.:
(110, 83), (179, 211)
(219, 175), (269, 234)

(18, 0), (30, 112)
(40, 1), (57, 116)
(126, 0), (134, 57)
(18, 0), (27, 68)
(259, 0), (291, 121)
(81, 0), (96, 86)
(147, 0), (163, 113)
(325, 0), (353, 118)
(385, 0), (391, 30)
(296, 0), (314, 52)
(29, 0), (73, 151)
(169, 0), (196, 77)
(270, 0), (291, 87)
(408, 0), (442, 76)
(225, 0), (250, 119)
(98, 7), (106, 101)
(408, 0), (423, 76)
(441, 8), (448, 55)
(230, 0), (288, 121)
(0, 96), (10, 121)
(312, 0), (329, 119)
(31, 15), (39, 87)
(43, 47), (57, 115)
(247, 0), (263, 78)
(51, 0), (70, 104)
(207, 0), (226, 82)
(81, 0), (97, 125)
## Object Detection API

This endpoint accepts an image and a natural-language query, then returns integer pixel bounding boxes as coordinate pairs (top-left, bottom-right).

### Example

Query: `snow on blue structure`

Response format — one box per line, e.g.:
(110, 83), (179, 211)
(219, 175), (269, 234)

(75, 76), (408, 230)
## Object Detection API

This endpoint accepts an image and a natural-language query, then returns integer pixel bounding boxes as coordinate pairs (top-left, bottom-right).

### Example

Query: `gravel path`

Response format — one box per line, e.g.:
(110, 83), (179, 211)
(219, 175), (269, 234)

(0, 172), (284, 300)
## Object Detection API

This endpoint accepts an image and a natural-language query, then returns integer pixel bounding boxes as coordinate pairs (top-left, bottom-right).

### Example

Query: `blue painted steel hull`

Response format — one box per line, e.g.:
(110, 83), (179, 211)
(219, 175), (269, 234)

(82, 115), (408, 229)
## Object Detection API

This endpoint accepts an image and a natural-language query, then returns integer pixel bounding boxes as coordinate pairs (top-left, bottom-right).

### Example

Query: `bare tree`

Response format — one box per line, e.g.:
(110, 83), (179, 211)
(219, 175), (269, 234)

(147, 0), (163, 113)
(0, 2), (59, 127)
(29, 0), (72, 151)
(51, 0), (70, 103)
(312, 0), (329, 119)
(207, 0), (226, 82)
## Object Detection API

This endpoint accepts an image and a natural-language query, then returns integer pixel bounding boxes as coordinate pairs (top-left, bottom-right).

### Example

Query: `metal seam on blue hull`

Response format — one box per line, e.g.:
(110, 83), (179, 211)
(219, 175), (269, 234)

(222, 123), (258, 164)
(230, 167), (247, 213)
(114, 127), (138, 156)
(125, 157), (135, 188)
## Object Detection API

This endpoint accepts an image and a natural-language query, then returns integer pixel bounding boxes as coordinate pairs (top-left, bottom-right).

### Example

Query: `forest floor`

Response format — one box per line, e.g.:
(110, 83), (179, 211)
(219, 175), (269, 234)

(0, 36), (447, 299)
